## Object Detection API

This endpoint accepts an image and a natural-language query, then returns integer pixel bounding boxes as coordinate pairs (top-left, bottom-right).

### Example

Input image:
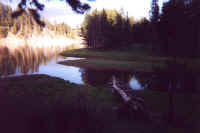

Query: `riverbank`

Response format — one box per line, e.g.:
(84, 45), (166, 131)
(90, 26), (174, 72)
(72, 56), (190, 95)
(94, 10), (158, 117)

(60, 45), (166, 72)
(0, 74), (122, 133)
(60, 45), (200, 73)
(0, 74), (199, 133)
(59, 58), (165, 72)
(60, 45), (167, 62)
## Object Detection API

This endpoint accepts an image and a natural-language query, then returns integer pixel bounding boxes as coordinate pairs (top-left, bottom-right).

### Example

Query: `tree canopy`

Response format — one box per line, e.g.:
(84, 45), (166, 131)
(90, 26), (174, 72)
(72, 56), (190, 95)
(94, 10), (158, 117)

(158, 0), (200, 57)
(81, 9), (137, 49)
(11, 0), (91, 26)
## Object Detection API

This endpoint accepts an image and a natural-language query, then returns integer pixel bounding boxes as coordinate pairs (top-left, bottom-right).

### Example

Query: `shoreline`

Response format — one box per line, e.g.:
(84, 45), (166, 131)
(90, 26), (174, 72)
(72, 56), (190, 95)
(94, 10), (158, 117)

(60, 48), (200, 74)
(58, 59), (157, 73)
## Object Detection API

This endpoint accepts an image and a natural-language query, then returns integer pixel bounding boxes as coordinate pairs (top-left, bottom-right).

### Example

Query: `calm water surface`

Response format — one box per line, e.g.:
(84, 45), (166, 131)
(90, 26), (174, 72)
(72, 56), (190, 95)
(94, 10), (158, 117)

(2, 55), (145, 90)
(0, 46), (199, 92)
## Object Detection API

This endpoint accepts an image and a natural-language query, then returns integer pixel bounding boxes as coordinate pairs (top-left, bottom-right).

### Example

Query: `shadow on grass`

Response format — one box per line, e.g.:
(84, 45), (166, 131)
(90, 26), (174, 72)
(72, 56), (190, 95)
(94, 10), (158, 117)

(0, 74), (157, 133)
(0, 74), (198, 133)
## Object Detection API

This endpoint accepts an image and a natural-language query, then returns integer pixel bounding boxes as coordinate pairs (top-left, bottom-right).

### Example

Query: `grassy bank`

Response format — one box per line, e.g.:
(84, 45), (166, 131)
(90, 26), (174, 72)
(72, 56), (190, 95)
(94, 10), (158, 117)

(0, 74), (199, 133)
(0, 74), (117, 109)
(0, 75), (124, 133)
(61, 45), (167, 62)
(60, 45), (167, 72)
(59, 58), (166, 72)
(60, 45), (200, 72)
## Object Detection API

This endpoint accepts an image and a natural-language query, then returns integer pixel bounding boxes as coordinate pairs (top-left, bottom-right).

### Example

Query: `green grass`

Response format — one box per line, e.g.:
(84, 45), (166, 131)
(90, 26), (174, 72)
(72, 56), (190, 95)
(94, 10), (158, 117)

(131, 89), (200, 133)
(59, 58), (166, 72)
(0, 74), (199, 133)
(61, 44), (168, 62)
(134, 89), (200, 115)
(61, 45), (200, 73)
(0, 75), (117, 107)
(60, 44), (168, 72)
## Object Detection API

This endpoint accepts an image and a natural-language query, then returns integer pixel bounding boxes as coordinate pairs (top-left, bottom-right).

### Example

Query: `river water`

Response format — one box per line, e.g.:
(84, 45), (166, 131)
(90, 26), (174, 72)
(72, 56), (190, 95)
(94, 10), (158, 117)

(0, 45), (199, 92)
(1, 55), (146, 90)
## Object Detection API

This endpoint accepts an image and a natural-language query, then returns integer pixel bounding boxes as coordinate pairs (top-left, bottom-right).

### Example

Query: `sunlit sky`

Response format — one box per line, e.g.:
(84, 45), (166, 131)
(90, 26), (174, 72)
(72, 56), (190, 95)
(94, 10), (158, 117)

(2, 0), (168, 28)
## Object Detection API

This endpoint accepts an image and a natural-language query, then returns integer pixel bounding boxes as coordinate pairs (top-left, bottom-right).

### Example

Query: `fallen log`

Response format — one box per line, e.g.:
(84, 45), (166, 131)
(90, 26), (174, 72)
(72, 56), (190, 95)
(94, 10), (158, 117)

(112, 76), (131, 102)
(112, 76), (164, 123)
(112, 76), (145, 111)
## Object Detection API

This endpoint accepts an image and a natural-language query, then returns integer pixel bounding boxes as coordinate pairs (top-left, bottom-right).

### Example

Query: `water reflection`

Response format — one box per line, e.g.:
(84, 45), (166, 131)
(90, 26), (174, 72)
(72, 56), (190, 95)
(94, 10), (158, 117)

(0, 44), (199, 92)
(0, 44), (147, 89)
(0, 44), (84, 84)
(147, 71), (199, 92)
(80, 69), (145, 90)
(0, 45), (55, 76)
(80, 68), (200, 92)
(33, 58), (84, 84)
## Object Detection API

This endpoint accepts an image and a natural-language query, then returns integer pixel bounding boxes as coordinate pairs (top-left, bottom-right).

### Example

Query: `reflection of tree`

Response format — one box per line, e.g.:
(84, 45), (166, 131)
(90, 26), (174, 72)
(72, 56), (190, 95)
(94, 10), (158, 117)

(113, 71), (132, 85)
(81, 69), (133, 87)
(0, 45), (55, 77)
(134, 69), (198, 93)
(146, 67), (198, 93)
(81, 69), (112, 86)
(0, 47), (16, 76)
(134, 73), (153, 89)
(154, 62), (198, 124)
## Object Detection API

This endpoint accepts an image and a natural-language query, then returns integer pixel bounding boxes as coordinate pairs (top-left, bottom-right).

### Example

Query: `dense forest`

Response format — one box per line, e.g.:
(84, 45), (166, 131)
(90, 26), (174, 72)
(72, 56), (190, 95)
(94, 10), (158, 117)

(158, 0), (200, 57)
(81, 0), (200, 58)
(81, 9), (151, 49)
(0, 2), (75, 38)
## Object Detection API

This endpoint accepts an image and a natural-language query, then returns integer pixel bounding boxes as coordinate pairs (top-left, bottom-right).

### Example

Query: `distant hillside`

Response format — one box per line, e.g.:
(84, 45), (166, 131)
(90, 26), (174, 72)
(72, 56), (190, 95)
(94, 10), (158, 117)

(0, 2), (76, 39)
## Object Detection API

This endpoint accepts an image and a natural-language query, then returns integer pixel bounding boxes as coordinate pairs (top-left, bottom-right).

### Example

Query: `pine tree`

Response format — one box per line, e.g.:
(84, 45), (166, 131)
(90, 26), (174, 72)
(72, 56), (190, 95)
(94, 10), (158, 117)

(150, 0), (159, 23)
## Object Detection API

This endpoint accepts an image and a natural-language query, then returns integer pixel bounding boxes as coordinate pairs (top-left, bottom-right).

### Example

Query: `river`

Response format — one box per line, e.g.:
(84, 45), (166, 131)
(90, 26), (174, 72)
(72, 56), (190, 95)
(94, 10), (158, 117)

(0, 45), (199, 92)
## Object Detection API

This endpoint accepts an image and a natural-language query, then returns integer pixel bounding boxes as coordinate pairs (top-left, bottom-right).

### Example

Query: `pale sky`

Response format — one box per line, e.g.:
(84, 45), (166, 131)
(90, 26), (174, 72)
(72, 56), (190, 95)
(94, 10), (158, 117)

(2, 0), (168, 28)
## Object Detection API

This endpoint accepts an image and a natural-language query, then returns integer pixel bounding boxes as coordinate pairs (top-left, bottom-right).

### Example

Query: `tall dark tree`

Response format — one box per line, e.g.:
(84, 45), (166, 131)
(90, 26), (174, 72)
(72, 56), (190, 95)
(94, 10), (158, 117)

(159, 0), (196, 57)
(188, 0), (200, 57)
(150, 0), (160, 55)
(157, 0), (200, 124)
(150, 0), (159, 23)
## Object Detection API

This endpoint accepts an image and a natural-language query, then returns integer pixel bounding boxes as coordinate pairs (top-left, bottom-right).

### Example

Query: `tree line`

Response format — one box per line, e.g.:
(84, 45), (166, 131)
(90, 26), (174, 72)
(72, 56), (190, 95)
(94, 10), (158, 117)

(0, 2), (75, 38)
(157, 0), (200, 58)
(80, 8), (159, 49)
(81, 9), (140, 49)
(81, 0), (200, 58)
